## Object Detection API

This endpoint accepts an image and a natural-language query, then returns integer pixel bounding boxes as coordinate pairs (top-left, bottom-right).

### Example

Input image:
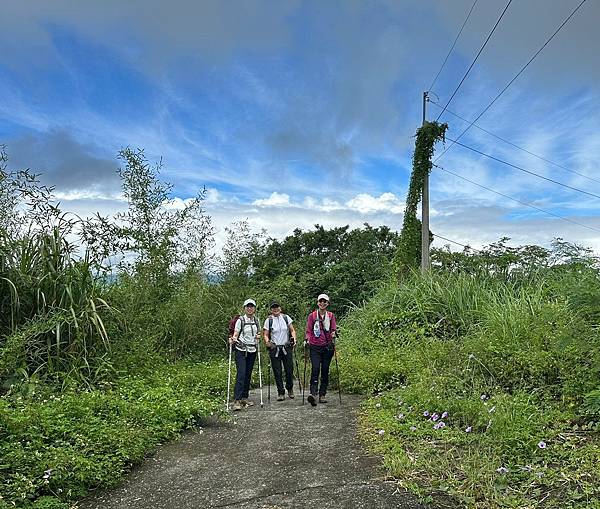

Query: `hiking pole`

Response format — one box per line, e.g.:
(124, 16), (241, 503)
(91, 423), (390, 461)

(256, 338), (264, 408)
(226, 341), (233, 411)
(302, 342), (308, 405)
(333, 345), (342, 405)
(293, 344), (302, 394)
(267, 345), (271, 403)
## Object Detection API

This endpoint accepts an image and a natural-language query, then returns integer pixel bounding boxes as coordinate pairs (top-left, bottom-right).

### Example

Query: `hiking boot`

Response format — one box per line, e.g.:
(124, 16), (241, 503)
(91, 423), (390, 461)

(307, 394), (317, 407)
(288, 389), (295, 399)
(241, 399), (254, 407)
(232, 400), (243, 411)
(319, 396), (328, 404)
(277, 394), (285, 401)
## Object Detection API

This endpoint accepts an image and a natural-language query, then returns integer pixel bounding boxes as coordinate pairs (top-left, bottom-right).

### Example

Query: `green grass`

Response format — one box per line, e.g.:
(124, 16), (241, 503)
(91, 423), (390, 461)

(0, 360), (227, 508)
(339, 271), (600, 507)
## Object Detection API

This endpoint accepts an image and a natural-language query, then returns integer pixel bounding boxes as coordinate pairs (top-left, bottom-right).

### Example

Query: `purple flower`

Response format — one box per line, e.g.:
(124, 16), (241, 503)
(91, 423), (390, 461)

(441, 411), (448, 419)
(433, 421), (446, 430)
(496, 466), (509, 474)
(465, 426), (472, 433)
(537, 441), (547, 449)
(423, 411), (430, 417)
(431, 413), (439, 422)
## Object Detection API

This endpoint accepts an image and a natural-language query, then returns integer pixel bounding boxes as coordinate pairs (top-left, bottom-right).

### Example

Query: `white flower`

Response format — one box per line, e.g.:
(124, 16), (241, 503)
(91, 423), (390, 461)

(378, 429), (385, 435)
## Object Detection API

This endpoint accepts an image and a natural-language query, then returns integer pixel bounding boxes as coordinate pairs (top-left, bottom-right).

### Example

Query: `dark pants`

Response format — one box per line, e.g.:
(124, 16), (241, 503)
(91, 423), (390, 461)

(309, 345), (334, 396)
(269, 346), (294, 395)
(234, 349), (256, 401)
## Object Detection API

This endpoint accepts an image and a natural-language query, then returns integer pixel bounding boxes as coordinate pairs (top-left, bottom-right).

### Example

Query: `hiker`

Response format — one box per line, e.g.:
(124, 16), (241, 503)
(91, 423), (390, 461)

(263, 301), (297, 401)
(229, 299), (261, 411)
(304, 293), (337, 406)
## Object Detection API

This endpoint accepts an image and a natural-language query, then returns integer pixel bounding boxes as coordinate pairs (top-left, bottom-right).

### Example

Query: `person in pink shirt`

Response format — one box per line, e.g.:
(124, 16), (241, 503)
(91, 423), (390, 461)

(304, 293), (337, 406)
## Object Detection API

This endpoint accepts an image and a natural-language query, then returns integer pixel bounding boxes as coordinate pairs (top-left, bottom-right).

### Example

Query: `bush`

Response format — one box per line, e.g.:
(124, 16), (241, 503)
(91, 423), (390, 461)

(0, 360), (226, 508)
(340, 268), (600, 507)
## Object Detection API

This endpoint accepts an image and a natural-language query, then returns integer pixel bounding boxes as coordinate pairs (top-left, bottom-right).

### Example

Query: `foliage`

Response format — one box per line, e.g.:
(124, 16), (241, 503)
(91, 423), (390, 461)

(395, 121), (447, 271)
(83, 148), (214, 278)
(340, 241), (600, 507)
(0, 154), (114, 384)
(0, 360), (226, 508)
(237, 223), (400, 320)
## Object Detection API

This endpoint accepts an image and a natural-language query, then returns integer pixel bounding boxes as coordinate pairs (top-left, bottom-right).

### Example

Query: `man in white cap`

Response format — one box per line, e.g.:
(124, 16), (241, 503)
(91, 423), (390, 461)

(304, 293), (337, 406)
(229, 299), (260, 410)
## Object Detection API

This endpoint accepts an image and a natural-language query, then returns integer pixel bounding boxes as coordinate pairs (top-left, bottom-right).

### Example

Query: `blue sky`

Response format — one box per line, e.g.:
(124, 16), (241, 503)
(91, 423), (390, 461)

(1, 0), (599, 253)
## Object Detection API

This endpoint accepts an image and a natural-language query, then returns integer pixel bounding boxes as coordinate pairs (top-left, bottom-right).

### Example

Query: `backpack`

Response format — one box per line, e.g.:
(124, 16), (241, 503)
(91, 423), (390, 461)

(231, 315), (259, 337)
(268, 314), (291, 343)
(228, 314), (240, 337)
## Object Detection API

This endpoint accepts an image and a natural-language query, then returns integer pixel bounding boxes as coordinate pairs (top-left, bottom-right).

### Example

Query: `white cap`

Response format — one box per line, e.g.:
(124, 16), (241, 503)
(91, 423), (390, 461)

(243, 298), (256, 307)
(317, 293), (330, 302)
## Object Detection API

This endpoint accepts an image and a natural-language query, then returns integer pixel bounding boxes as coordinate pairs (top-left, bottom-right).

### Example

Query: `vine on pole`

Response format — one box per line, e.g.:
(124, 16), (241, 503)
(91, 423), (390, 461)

(395, 121), (448, 273)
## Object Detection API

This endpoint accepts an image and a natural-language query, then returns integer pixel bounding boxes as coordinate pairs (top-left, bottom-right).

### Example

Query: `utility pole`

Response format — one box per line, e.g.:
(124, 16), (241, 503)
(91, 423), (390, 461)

(420, 91), (429, 273)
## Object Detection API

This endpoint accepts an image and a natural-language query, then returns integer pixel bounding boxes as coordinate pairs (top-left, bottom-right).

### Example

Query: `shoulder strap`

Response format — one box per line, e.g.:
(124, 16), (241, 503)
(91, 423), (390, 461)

(283, 314), (290, 326)
(268, 316), (273, 336)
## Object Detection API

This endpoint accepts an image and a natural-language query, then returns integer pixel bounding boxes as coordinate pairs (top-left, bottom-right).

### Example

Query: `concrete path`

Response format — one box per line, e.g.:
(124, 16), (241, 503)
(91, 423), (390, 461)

(78, 387), (437, 508)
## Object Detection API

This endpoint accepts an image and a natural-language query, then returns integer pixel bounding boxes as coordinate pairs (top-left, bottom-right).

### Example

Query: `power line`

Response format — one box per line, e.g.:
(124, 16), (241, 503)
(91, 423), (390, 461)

(435, 0), (513, 121)
(432, 233), (480, 252)
(429, 99), (600, 185)
(428, 0), (479, 93)
(446, 137), (600, 201)
(434, 163), (600, 234)
(436, 0), (588, 159)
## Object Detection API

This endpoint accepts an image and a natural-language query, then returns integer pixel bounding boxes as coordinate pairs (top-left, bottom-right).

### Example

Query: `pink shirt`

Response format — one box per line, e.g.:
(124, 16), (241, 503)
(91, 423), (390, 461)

(305, 310), (337, 346)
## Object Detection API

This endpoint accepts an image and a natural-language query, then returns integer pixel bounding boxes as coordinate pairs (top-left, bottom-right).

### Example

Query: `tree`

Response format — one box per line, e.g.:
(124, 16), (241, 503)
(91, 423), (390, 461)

(82, 148), (213, 281)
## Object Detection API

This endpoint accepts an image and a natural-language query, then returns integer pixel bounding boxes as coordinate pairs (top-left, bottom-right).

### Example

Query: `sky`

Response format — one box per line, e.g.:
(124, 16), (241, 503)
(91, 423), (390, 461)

(1, 0), (600, 254)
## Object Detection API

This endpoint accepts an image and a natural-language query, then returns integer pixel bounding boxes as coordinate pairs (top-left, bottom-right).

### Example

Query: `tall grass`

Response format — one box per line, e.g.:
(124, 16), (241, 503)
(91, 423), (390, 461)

(0, 224), (114, 384)
(340, 266), (600, 507)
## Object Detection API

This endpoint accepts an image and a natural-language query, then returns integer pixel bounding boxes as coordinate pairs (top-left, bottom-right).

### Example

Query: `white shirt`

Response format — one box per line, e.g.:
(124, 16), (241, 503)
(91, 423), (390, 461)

(263, 314), (293, 346)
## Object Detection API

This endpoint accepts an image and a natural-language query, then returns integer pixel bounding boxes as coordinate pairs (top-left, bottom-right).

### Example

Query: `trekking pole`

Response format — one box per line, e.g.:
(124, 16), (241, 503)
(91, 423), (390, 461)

(267, 344), (271, 403)
(256, 338), (264, 408)
(293, 344), (302, 394)
(302, 343), (308, 405)
(334, 345), (342, 405)
(226, 341), (233, 411)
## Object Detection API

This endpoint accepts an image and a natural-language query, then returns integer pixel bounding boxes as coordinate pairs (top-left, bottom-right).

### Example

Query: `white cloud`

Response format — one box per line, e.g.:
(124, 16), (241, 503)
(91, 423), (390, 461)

(205, 188), (221, 203)
(253, 192), (291, 207)
(345, 192), (404, 214)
